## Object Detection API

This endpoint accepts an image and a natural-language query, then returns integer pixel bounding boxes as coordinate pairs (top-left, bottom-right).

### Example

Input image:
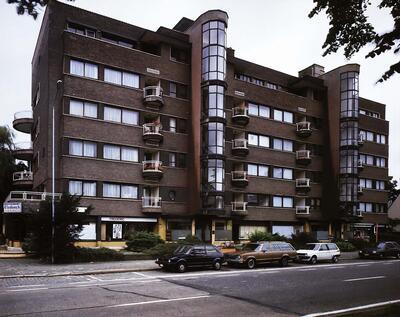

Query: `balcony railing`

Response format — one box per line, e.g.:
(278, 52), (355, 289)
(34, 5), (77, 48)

(232, 139), (248, 149)
(14, 110), (33, 120)
(358, 185), (364, 194)
(232, 201), (247, 212)
(13, 142), (33, 161)
(14, 142), (33, 151)
(142, 196), (162, 208)
(232, 107), (248, 117)
(358, 134), (364, 145)
(231, 171), (248, 181)
(296, 150), (311, 162)
(143, 86), (164, 108)
(296, 178), (310, 188)
(5, 191), (62, 202)
(13, 171), (33, 182)
(357, 160), (364, 170)
(143, 160), (163, 172)
(295, 206), (310, 215)
(296, 122), (312, 137)
(13, 111), (33, 134)
(355, 209), (363, 217)
(143, 123), (162, 135)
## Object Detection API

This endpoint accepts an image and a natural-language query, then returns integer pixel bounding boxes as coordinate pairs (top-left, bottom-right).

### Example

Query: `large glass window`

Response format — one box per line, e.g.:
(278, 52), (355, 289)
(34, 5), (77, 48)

(272, 196), (293, 208)
(339, 177), (358, 202)
(247, 164), (269, 177)
(204, 122), (224, 155)
(202, 21), (226, 81)
(248, 133), (269, 148)
(69, 180), (96, 197)
(340, 121), (359, 146)
(69, 140), (96, 158)
(203, 85), (225, 118)
(104, 68), (139, 88)
(340, 72), (359, 118)
(104, 106), (138, 125)
(70, 59), (98, 79)
(204, 159), (224, 191)
(103, 144), (138, 162)
(272, 167), (293, 180)
(273, 138), (293, 152)
(340, 149), (358, 174)
(70, 99), (98, 118)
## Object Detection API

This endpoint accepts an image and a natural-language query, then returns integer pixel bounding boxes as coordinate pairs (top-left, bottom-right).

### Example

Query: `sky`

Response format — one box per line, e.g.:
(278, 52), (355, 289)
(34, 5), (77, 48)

(0, 0), (398, 182)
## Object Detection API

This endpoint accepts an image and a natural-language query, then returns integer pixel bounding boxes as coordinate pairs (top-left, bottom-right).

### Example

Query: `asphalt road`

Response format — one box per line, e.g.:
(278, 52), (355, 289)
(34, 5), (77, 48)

(0, 259), (399, 317)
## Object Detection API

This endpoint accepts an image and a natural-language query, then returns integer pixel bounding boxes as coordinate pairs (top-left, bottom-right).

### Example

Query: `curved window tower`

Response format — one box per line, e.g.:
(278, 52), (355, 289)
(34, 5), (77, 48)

(339, 71), (359, 216)
(201, 21), (227, 213)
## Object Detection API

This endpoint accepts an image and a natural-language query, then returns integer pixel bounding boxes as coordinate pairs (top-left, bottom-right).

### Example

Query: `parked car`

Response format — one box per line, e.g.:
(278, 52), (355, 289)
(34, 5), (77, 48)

(296, 243), (341, 264)
(359, 241), (400, 259)
(225, 241), (297, 269)
(155, 244), (224, 273)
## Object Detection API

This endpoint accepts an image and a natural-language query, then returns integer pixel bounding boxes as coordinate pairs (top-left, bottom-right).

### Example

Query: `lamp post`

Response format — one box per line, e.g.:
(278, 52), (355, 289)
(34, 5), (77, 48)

(51, 80), (63, 264)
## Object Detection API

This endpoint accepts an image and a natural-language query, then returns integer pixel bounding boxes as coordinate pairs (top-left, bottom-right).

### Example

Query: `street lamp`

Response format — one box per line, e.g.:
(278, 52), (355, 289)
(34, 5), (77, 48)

(51, 80), (63, 264)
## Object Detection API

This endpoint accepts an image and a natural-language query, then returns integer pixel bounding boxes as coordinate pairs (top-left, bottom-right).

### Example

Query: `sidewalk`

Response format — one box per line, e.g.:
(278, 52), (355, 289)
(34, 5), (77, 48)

(0, 251), (361, 279)
(0, 258), (159, 279)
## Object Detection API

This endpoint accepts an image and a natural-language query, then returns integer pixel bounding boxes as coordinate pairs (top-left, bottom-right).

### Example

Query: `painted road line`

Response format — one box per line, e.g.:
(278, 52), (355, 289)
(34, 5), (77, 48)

(344, 276), (385, 282)
(258, 271), (280, 274)
(383, 262), (394, 265)
(88, 276), (103, 281)
(108, 295), (210, 308)
(7, 287), (49, 292)
(303, 298), (400, 317)
(299, 268), (317, 271)
(357, 264), (370, 267)
(324, 266), (344, 269)
(9, 284), (46, 288)
(133, 272), (150, 278)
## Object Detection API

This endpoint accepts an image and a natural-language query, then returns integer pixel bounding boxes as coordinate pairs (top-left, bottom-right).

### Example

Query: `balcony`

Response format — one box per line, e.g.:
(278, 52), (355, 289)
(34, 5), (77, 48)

(13, 111), (33, 134)
(142, 161), (163, 181)
(295, 206), (310, 217)
(231, 139), (249, 156)
(13, 142), (33, 161)
(296, 122), (312, 137)
(5, 191), (62, 202)
(357, 160), (364, 171)
(358, 185), (364, 195)
(355, 209), (363, 217)
(296, 150), (311, 165)
(295, 178), (311, 193)
(232, 202), (248, 216)
(143, 123), (163, 144)
(231, 107), (249, 126)
(12, 171), (33, 188)
(143, 86), (164, 109)
(231, 171), (248, 188)
(358, 134), (364, 146)
(142, 196), (162, 213)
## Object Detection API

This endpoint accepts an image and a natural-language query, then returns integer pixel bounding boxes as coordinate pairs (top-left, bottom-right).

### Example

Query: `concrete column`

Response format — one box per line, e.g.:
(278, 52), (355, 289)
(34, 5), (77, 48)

(304, 221), (311, 233)
(328, 223), (333, 237)
(191, 219), (196, 236)
(100, 223), (106, 241)
(157, 218), (167, 240)
(211, 219), (216, 244)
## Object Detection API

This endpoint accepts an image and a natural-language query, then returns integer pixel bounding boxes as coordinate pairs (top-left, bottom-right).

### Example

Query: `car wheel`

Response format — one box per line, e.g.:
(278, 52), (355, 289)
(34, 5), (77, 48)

(332, 256), (339, 263)
(177, 262), (187, 273)
(310, 256), (317, 265)
(247, 258), (256, 269)
(213, 260), (222, 271)
(280, 257), (289, 267)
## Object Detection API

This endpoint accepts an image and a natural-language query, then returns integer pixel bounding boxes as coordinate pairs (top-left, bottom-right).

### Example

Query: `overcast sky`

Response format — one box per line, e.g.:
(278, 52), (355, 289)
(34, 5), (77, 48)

(0, 0), (398, 181)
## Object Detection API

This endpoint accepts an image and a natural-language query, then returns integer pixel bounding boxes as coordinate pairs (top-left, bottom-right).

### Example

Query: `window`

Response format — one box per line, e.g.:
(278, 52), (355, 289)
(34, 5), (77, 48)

(121, 185), (138, 199)
(376, 134), (386, 144)
(103, 183), (138, 199)
(376, 157), (386, 168)
(202, 21), (226, 81)
(272, 167), (293, 180)
(69, 180), (96, 197)
(169, 118), (177, 132)
(69, 99), (98, 118)
(274, 109), (283, 121)
(272, 109), (293, 124)
(340, 71), (359, 119)
(103, 145), (120, 160)
(104, 68), (139, 88)
(204, 122), (224, 154)
(359, 202), (373, 213)
(360, 130), (374, 142)
(122, 109), (139, 125)
(70, 59), (98, 79)
(204, 85), (225, 118)
(121, 147), (138, 162)
(67, 23), (96, 37)
(103, 144), (138, 162)
(246, 194), (269, 207)
(360, 154), (374, 166)
(169, 153), (176, 167)
(359, 178), (373, 189)
(272, 196), (293, 208)
(204, 159), (224, 191)
(247, 164), (269, 177)
(248, 103), (270, 118)
(69, 140), (96, 157)
(104, 106), (121, 122)
(248, 133), (269, 148)
(273, 138), (293, 152)
(169, 83), (177, 97)
(170, 47), (189, 63)
(104, 106), (138, 125)
(376, 180), (385, 190)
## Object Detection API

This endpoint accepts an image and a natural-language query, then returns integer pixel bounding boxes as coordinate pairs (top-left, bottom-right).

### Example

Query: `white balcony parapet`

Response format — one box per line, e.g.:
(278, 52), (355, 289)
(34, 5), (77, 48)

(296, 178), (310, 187)
(231, 171), (247, 181)
(14, 110), (33, 120)
(143, 86), (163, 99)
(296, 121), (311, 132)
(232, 107), (248, 117)
(142, 160), (163, 172)
(296, 206), (310, 215)
(358, 185), (364, 193)
(5, 191), (62, 202)
(143, 123), (162, 135)
(142, 196), (162, 208)
(14, 142), (33, 151)
(232, 201), (247, 212)
(232, 139), (248, 149)
(13, 171), (33, 182)
(296, 150), (311, 160)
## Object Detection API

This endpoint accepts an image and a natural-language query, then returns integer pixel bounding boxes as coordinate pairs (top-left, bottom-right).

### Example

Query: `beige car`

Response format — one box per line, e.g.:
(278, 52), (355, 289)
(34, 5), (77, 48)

(225, 241), (297, 269)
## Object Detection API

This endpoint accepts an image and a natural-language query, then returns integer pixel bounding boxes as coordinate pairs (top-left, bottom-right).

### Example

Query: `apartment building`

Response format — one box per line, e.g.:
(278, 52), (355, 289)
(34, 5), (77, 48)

(2, 1), (390, 247)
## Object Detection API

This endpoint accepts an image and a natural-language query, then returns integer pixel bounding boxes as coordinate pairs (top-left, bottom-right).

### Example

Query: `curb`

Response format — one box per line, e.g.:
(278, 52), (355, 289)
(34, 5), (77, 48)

(0, 266), (160, 279)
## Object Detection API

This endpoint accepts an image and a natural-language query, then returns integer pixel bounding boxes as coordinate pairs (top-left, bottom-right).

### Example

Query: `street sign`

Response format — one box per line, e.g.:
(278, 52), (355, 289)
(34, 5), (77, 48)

(3, 202), (22, 213)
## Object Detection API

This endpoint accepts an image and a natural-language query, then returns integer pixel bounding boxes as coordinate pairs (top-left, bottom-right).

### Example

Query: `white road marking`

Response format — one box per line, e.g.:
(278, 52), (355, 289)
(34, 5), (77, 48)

(133, 272), (150, 278)
(344, 276), (385, 282)
(299, 268), (316, 271)
(357, 264), (370, 267)
(88, 275), (103, 281)
(323, 266), (344, 269)
(383, 262), (394, 265)
(258, 271), (279, 274)
(303, 298), (400, 317)
(108, 295), (210, 308)
(7, 287), (49, 292)
(9, 284), (46, 288)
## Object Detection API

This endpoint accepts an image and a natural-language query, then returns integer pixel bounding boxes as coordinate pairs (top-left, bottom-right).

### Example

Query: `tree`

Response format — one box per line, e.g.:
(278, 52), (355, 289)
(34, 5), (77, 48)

(23, 194), (92, 263)
(309, 0), (400, 82)
(7, 0), (73, 19)
(388, 178), (400, 206)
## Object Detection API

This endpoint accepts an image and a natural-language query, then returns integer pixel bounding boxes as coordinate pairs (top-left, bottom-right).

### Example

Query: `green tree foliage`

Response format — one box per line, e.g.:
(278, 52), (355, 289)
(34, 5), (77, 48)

(388, 179), (400, 206)
(247, 230), (287, 242)
(309, 0), (400, 82)
(7, 0), (73, 19)
(22, 194), (91, 263)
(125, 231), (164, 252)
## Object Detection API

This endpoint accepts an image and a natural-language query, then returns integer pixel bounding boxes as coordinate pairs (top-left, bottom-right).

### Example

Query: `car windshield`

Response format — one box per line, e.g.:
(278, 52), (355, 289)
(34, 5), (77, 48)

(174, 245), (192, 254)
(242, 243), (261, 251)
(377, 243), (386, 249)
(304, 244), (319, 250)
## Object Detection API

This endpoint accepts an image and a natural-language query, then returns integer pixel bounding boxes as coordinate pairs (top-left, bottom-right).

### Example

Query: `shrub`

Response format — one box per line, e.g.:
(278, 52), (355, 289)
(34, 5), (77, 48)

(336, 241), (356, 252)
(248, 230), (287, 242)
(348, 238), (372, 250)
(289, 232), (318, 249)
(183, 235), (202, 244)
(73, 247), (124, 262)
(126, 231), (164, 252)
(145, 243), (179, 258)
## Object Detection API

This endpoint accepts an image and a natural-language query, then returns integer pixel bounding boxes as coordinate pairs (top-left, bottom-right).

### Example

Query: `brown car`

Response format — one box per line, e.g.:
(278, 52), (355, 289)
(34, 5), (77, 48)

(225, 241), (297, 269)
